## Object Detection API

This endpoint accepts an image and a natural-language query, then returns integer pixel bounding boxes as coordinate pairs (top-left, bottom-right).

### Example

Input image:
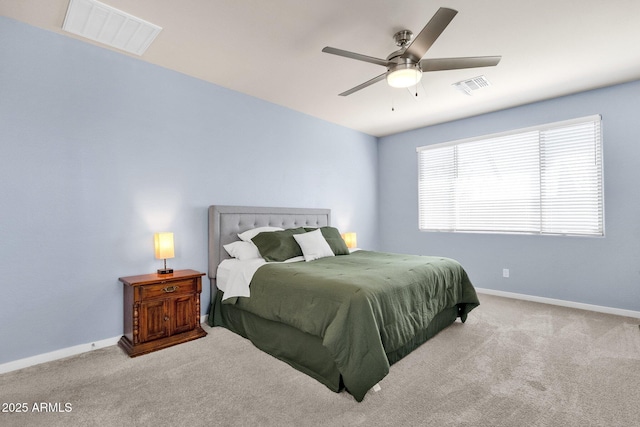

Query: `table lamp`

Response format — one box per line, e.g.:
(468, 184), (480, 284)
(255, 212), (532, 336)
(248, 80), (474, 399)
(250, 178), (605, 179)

(154, 232), (174, 274)
(341, 232), (357, 249)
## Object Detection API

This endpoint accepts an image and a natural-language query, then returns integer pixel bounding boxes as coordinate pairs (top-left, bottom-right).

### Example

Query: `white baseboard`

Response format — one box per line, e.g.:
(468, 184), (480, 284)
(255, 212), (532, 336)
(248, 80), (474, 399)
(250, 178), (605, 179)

(476, 287), (640, 319)
(0, 315), (210, 375)
(0, 335), (121, 375)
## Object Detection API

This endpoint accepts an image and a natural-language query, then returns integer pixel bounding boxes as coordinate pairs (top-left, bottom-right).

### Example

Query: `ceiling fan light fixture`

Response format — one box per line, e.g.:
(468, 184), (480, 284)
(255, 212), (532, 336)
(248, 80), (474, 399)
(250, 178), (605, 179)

(322, 8), (501, 96)
(386, 67), (422, 88)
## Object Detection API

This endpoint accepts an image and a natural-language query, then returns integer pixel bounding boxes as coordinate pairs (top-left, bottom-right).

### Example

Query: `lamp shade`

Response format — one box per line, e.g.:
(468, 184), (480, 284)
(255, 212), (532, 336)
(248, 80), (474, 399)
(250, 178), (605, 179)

(341, 232), (357, 249)
(154, 232), (175, 259)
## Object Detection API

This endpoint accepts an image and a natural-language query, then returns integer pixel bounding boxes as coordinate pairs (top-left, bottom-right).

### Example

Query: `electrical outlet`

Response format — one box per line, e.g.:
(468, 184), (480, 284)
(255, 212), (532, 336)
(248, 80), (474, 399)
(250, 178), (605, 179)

(502, 268), (510, 278)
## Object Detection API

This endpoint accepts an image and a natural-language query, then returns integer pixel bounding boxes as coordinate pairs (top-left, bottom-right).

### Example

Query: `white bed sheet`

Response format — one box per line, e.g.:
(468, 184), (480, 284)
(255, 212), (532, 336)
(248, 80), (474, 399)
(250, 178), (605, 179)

(216, 256), (304, 301)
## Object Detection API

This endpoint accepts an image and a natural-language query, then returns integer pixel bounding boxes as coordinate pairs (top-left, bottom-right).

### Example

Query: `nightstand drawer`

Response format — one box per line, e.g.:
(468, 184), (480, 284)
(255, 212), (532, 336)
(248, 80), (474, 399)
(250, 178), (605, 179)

(140, 279), (194, 299)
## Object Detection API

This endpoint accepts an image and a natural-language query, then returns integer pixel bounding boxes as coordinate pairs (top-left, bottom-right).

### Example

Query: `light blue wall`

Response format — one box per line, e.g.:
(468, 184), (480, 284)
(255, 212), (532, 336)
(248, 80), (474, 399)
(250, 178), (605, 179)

(379, 80), (640, 312)
(0, 17), (378, 364)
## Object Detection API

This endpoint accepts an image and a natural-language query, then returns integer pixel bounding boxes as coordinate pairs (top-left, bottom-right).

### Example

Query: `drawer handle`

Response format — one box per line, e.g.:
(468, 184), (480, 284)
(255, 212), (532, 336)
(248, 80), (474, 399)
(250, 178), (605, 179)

(162, 285), (179, 293)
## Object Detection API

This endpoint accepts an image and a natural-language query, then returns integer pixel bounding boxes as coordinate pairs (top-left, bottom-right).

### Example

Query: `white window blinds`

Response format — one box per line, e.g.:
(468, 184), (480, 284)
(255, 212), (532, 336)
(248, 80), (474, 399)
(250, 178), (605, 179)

(417, 115), (604, 236)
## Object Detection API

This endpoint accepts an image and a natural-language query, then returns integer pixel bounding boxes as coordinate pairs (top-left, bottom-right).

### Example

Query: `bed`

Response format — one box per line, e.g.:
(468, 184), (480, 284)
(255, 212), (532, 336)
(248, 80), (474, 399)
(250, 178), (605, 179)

(207, 205), (479, 402)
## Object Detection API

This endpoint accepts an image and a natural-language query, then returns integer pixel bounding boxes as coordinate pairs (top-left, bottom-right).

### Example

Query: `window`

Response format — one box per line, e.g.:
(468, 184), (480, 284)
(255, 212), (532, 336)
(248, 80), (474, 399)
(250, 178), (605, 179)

(417, 115), (604, 236)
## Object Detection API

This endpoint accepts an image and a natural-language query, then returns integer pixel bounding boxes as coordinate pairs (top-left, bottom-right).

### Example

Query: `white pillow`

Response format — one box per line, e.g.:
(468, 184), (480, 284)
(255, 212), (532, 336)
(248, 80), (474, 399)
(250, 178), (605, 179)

(293, 229), (335, 262)
(223, 241), (262, 260)
(237, 226), (283, 242)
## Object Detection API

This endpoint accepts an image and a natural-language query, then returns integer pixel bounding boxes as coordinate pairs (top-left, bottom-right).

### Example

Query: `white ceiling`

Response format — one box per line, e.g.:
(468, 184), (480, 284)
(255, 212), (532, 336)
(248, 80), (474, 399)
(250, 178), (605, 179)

(2, 0), (640, 137)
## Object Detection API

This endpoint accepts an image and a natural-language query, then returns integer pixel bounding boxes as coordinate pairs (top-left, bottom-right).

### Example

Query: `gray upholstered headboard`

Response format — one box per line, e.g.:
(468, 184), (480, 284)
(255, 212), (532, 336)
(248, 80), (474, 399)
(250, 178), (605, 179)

(208, 205), (331, 297)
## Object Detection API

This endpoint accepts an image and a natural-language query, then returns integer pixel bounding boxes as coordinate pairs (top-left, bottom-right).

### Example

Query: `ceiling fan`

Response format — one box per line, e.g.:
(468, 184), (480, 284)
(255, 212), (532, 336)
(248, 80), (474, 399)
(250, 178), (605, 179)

(322, 7), (501, 96)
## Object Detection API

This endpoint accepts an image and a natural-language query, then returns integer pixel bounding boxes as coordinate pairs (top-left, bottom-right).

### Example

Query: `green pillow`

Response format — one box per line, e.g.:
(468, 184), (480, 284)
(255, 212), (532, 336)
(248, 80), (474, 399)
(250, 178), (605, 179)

(304, 226), (350, 256)
(252, 227), (307, 262)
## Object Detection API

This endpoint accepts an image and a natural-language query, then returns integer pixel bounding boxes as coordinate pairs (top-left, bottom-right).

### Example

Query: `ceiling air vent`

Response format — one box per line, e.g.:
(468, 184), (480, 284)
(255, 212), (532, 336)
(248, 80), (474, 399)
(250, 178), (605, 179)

(452, 75), (491, 96)
(62, 0), (162, 56)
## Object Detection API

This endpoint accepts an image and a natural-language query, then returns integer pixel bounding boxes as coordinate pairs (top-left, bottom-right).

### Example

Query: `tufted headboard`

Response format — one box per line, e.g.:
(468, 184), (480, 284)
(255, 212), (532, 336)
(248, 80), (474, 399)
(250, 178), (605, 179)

(208, 205), (331, 296)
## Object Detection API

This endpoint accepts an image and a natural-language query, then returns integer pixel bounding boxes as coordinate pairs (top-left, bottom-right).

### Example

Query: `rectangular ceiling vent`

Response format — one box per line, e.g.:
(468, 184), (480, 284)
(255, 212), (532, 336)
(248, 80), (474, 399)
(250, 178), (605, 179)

(452, 75), (491, 96)
(62, 0), (162, 56)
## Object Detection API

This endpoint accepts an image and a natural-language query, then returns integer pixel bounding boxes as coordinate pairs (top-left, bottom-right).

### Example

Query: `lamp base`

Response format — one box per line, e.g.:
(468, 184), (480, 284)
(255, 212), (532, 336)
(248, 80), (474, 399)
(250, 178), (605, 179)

(157, 268), (174, 274)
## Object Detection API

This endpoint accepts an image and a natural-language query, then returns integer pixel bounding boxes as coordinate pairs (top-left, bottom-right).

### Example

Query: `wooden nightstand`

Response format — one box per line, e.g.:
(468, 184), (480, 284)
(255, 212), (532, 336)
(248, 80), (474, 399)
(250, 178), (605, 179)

(118, 269), (207, 357)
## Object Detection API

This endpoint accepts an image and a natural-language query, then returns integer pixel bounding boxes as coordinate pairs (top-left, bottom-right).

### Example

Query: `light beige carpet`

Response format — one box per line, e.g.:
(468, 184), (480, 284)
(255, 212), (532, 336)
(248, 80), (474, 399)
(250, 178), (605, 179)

(1, 294), (639, 427)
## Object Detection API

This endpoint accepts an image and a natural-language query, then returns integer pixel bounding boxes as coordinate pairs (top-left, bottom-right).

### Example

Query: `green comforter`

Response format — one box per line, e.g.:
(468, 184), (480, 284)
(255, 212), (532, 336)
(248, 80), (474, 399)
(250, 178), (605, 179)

(226, 250), (479, 402)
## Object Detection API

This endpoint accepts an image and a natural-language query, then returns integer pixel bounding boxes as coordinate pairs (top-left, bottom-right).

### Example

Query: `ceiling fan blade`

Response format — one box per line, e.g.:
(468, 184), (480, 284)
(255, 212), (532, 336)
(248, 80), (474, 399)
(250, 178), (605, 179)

(420, 56), (501, 72)
(322, 46), (390, 67)
(402, 7), (458, 61)
(339, 73), (387, 96)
